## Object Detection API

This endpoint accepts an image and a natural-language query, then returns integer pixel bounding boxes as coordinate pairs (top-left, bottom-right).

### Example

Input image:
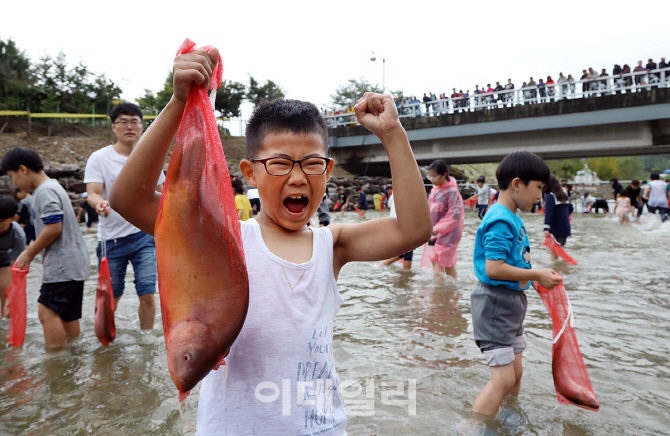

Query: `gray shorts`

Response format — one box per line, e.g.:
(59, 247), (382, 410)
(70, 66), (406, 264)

(471, 281), (527, 367)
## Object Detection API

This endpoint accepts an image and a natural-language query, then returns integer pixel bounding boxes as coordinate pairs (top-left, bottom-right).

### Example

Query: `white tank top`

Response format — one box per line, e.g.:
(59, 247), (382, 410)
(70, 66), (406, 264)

(647, 180), (668, 208)
(196, 219), (347, 435)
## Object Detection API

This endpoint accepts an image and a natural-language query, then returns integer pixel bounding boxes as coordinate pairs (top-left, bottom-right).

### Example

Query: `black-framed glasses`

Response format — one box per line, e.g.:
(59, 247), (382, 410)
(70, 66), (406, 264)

(113, 120), (142, 127)
(250, 157), (331, 176)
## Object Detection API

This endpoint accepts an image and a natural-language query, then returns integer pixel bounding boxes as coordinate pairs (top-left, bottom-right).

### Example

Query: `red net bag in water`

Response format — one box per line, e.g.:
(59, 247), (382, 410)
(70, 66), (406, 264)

(95, 257), (116, 346)
(95, 216), (116, 346)
(6, 265), (28, 347)
(535, 281), (599, 411)
(543, 235), (578, 265)
(465, 196), (477, 210)
(155, 38), (249, 403)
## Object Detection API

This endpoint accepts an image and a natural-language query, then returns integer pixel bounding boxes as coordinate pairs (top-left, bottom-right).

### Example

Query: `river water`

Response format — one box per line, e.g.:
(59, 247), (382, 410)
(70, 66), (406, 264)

(1, 210), (669, 435)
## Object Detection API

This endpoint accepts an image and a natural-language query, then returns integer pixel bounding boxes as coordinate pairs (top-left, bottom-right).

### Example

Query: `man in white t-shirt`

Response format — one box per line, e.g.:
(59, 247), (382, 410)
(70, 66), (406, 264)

(84, 103), (165, 335)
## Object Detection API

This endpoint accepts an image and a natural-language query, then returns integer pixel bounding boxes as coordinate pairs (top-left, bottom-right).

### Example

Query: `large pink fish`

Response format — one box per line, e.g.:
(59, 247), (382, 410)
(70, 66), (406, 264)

(155, 38), (249, 401)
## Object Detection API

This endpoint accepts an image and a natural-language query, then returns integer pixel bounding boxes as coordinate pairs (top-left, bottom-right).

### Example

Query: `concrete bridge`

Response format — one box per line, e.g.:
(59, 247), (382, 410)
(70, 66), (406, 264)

(328, 88), (670, 176)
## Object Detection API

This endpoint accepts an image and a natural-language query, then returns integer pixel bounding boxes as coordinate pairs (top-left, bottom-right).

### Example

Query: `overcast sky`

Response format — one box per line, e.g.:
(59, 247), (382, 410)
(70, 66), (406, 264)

(3, 0), (670, 121)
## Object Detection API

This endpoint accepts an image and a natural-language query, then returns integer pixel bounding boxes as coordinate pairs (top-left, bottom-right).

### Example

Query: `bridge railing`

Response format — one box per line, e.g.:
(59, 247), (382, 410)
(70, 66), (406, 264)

(325, 67), (670, 127)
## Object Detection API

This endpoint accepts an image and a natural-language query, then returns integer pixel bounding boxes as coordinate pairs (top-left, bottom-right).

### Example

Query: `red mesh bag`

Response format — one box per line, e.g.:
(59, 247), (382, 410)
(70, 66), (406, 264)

(155, 38), (248, 402)
(465, 196), (477, 209)
(94, 256), (116, 346)
(535, 281), (599, 411)
(6, 265), (28, 347)
(543, 235), (578, 265)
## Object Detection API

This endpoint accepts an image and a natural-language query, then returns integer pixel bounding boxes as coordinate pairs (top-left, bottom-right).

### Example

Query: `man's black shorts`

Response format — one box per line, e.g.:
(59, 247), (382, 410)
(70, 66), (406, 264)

(38, 281), (84, 322)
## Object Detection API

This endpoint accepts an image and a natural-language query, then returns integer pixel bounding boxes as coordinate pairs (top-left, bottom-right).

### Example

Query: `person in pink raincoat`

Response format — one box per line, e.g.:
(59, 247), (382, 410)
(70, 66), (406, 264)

(421, 160), (464, 278)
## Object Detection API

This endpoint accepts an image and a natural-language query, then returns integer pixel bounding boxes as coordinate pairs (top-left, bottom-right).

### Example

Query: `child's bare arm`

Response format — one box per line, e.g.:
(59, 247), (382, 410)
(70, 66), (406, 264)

(486, 259), (562, 289)
(109, 49), (218, 236)
(15, 222), (62, 269)
(331, 93), (432, 272)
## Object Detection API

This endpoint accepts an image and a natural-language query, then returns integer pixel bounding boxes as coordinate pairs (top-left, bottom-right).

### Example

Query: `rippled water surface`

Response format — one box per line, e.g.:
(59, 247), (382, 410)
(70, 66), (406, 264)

(1, 211), (669, 435)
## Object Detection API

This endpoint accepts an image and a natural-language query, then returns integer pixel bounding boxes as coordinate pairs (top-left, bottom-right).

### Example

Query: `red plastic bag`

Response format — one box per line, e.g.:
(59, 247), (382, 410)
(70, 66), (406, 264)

(543, 235), (578, 265)
(6, 265), (28, 347)
(333, 200), (341, 211)
(155, 38), (249, 401)
(94, 257), (116, 346)
(354, 205), (364, 218)
(465, 196), (477, 209)
(535, 281), (599, 411)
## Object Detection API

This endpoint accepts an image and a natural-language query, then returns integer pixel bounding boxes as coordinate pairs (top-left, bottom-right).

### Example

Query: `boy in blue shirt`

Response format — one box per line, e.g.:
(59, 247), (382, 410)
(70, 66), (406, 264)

(469, 151), (562, 423)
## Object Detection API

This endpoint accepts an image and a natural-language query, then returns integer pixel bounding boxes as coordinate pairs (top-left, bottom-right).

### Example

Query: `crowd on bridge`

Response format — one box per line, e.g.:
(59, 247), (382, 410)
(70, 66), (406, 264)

(326, 56), (669, 126)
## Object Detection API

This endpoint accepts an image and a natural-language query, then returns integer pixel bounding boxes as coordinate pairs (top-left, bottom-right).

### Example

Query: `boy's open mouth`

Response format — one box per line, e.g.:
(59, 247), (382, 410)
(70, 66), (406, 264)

(283, 195), (309, 214)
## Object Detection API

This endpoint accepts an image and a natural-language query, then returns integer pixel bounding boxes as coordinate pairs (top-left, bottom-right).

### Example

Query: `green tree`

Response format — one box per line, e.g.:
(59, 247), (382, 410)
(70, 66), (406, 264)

(546, 158), (583, 179)
(246, 75), (285, 106)
(585, 157), (618, 180)
(330, 78), (382, 108)
(135, 88), (160, 115)
(0, 38), (34, 110)
(614, 156), (643, 180)
(90, 74), (122, 115)
(135, 72), (173, 115)
(215, 80), (246, 118)
(330, 77), (404, 108)
(156, 72), (174, 110)
(641, 154), (670, 174)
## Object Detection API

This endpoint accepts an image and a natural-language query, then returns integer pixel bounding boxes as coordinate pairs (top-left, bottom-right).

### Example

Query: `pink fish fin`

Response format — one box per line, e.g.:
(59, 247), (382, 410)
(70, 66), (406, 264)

(178, 390), (190, 403)
(213, 349), (230, 370)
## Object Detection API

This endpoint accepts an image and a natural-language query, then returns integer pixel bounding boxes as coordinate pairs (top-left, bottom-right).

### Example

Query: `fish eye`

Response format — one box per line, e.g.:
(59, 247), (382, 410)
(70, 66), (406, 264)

(183, 352), (193, 362)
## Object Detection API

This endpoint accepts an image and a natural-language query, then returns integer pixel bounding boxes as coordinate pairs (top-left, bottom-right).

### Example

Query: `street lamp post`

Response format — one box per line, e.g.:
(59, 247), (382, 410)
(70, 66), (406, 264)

(370, 51), (385, 93)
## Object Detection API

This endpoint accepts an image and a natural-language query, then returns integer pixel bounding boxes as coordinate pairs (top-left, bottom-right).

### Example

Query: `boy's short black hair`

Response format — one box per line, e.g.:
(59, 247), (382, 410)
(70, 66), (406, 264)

(1, 147), (44, 173)
(476, 176), (486, 183)
(0, 195), (18, 219)
(428, 160), (450, 177)
(110, 102), (143, 123)
(650, 173), (660, 180)
(245, 99), (328, 159)
(496, 151), (550, 190)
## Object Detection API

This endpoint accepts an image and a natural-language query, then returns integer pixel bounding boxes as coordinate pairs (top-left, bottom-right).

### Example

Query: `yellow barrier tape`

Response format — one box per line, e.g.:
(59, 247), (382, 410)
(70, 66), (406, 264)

(1, 112), (225, 121)
(0, 111), (29, 116)
(29, 113), (109, 118)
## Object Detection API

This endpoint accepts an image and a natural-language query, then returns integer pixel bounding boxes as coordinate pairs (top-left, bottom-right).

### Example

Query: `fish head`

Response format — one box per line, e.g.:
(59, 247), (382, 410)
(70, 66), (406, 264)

(166, 319), (219, 393)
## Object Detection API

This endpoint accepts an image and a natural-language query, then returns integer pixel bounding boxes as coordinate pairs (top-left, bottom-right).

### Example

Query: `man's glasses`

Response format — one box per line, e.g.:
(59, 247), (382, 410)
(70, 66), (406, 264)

(113, 120), (142, 127)
(250, 157), (331, 176)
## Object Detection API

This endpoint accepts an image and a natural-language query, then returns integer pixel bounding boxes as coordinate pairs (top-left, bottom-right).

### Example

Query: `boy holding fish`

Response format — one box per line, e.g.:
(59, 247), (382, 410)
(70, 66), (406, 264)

(109, 47), (432, 434)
